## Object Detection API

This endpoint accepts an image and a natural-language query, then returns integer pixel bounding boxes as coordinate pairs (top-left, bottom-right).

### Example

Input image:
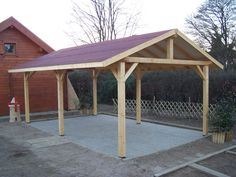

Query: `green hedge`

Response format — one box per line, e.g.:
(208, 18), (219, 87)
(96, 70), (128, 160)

(68, 70), (236, 105)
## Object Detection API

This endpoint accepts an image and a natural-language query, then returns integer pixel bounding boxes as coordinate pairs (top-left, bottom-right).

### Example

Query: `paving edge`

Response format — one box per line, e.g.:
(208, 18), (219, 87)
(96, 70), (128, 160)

(153, 144), (236, 177)
(99, 111), (205, 132)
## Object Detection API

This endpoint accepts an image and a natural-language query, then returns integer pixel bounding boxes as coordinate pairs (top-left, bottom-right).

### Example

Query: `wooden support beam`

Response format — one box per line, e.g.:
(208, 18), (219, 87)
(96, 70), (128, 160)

(167, 38), (174, 59)
(111, 68), (118, 80)
(125, 57), (212, 66)
(135, 67), (143, 124)
(23, 72), (35, 123)
(194, 65), (206, 80)
(92, 69), (98, 115)
(125, 63), (138, 81)
(117, 62), (126, 158)
(55, 70), (66, 136)
(203, 65), (209, 135)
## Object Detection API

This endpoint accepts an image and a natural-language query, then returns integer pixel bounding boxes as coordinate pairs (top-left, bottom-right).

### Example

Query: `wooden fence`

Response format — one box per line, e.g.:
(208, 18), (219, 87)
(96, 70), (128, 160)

(112, 98), (216, 120)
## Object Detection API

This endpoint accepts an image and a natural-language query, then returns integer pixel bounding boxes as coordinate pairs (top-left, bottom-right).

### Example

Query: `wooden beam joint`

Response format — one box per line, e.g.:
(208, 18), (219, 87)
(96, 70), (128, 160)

(125, 63), (138, 81)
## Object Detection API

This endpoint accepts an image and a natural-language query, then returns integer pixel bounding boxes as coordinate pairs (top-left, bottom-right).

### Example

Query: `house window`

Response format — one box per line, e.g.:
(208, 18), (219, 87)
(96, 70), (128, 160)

(4, 43), (16, 54)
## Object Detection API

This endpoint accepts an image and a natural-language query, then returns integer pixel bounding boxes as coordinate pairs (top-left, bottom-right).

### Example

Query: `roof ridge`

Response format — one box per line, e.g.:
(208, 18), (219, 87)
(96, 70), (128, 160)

(59, 29), (173, 52)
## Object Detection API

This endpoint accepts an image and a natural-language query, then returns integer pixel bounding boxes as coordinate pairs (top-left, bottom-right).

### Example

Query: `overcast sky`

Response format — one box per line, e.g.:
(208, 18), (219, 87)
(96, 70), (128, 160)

(1, 0), (204, 50)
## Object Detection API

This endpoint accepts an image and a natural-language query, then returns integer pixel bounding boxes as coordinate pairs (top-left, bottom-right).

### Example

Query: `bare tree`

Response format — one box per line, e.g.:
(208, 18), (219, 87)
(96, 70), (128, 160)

(185, 0), (236, 69)
(67, 0), (140, 44)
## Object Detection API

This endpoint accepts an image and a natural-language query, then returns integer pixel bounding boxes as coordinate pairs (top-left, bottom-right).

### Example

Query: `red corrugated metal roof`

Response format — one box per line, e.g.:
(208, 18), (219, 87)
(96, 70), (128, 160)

(0, 17), (54, 53)
(14, 30), (171, 69)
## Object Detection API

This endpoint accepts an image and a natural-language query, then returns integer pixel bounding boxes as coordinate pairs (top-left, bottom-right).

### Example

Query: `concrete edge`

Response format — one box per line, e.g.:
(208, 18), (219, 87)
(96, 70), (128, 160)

(1, 110), (210, 133)
(153, 144), (236, 177)
(98, 111), (207, 132)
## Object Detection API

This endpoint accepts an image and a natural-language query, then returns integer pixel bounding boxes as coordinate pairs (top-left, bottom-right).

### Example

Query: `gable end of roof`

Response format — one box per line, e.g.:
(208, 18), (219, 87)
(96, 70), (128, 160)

(102, 29), (177, 67)
(0, 16), (54, 53)
(176, 30), (224, 69)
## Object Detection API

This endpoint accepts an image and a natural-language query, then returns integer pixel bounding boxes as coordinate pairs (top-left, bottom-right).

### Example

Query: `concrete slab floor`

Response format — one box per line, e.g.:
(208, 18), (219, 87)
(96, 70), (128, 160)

(30, 114), (202, 159)
(1, 121), (236, 177)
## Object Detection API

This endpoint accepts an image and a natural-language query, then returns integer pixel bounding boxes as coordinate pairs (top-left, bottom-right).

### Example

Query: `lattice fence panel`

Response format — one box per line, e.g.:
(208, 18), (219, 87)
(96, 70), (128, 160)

(112, 98), (216, 120)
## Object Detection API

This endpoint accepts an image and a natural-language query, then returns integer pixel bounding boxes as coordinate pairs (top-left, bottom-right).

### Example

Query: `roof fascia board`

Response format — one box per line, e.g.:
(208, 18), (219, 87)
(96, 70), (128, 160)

(8, 62), (104, 73)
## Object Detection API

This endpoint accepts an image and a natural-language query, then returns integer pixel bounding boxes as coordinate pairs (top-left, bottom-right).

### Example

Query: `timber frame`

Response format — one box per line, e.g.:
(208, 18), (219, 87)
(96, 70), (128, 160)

(9, 29), (223, 158)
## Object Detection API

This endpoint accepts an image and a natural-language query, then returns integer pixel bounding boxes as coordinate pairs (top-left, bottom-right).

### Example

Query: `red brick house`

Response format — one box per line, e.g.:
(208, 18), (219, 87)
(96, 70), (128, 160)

(0, 17), (67, 116)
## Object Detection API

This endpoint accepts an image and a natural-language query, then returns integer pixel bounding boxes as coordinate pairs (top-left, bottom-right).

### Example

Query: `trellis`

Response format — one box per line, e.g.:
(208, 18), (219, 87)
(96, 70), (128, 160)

(113, 98), (216, 120)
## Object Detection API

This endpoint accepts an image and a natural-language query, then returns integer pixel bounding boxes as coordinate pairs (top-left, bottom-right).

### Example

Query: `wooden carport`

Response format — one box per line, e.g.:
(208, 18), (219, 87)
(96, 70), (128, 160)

(9, 29), (223, 158)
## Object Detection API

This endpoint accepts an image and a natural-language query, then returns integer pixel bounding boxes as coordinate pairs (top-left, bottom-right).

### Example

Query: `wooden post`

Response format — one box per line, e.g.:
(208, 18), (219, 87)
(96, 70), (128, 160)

(203, 66), (209, 135)
(135, 68), (142, 124)
(55, 70), (66, 136)
(117, 62), (126, 158)
(167, 38), (174, 59)
(23, 72), (35, 123)
(92, 69), (98, 115)
(24, 73), (30, 123)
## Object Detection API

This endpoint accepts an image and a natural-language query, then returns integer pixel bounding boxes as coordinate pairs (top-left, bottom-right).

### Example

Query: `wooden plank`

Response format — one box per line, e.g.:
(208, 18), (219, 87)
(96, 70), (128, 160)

(9, 62), (104, 73)
(24, 72), (30, 123)
(125, 57), (212, 66)
(139, 64), (189, 72)
(55, 70), (66, 136)
(167, 38), (174, 59)
(194, 65), (206, 80)
(125, 63), (138, 81)
(23, 71), (35, 123)
(144, 48), (160, 57)
(117, 62), (126, 158)
(130, 52), (145, 57)
(92, 69), (98, 115)
(111, 68), (118, 80)
(138, 49), (156, 58)
(189, 163), (230, 177)
(174, 43), (194, 59)
(152, 44), (166, 55)
(135, 67), (142, 124)
(149, 44), (166, 55)
(203, 66), (209, 135)
(146, 48), (160, 57)
(154, 145), (236, 177)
